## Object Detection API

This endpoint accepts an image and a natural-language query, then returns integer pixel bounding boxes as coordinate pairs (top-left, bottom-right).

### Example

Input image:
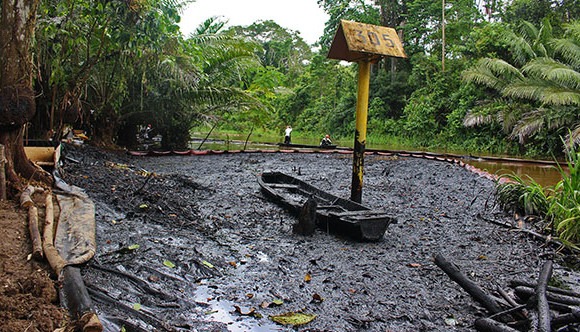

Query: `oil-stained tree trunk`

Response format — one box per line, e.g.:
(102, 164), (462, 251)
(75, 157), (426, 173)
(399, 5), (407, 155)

(0, 0), (52, 193)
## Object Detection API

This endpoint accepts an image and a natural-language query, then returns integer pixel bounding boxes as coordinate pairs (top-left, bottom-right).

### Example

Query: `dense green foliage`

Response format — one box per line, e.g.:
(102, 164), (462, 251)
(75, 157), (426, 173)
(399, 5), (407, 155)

(463, 20), (580, 156)
(27, 0), (578, 157)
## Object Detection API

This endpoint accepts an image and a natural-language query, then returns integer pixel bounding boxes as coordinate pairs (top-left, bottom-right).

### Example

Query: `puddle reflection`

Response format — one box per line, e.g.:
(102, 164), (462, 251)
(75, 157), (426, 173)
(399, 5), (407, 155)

(193, 285), (283, 331)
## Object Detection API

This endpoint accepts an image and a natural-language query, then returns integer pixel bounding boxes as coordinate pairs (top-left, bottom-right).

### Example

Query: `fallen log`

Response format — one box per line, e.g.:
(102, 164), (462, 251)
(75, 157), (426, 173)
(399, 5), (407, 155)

(90, 263), (176, 301)
(42, 193), (66, 275)
(50, 173), (103, 331)
(528, 310), (539, 331)
(496, 286), (520, 308)
(20, 188), (34, 207)
(20, 185), (39, 208)
(535, 260), (553, 332)
(434, 253), (504, 315)
(20, 185), (44, 259)
(514, 286), (580, 306)
(487, 304), (528, 322)
(59, 266), (102, 332)
(474, 317), (521, 332)
(28, 206), (43, 259)
(551, 309), (580, 329)
(85, 283), (174, 331)
(495, 286), (529, 320)
(509, 279), (580, 299)
(545, 301), (578, 313)
(476, 213), (580, 255)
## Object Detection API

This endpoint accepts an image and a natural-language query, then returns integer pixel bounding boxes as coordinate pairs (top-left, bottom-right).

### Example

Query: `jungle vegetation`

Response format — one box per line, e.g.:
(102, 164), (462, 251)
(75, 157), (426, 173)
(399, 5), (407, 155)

(21, 0), (578, 156)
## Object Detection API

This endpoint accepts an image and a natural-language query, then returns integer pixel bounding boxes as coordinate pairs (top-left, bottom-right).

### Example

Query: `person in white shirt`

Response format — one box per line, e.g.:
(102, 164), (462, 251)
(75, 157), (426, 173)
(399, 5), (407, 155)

(284, 125), (292, 144)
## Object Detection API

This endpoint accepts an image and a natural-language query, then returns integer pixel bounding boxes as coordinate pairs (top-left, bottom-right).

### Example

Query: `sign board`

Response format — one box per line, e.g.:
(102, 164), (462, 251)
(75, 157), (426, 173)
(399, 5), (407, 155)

(328, 20), (407, 62)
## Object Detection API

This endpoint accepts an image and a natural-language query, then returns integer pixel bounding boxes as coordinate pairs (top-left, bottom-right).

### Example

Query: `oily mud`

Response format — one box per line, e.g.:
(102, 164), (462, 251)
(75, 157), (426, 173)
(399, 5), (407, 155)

(59, 144), (580, 331)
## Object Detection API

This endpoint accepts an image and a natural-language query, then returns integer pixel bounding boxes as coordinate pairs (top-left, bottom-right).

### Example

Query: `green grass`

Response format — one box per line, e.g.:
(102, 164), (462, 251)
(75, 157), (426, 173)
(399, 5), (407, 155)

(495, 174), (549, 217)
(547, 146), (580, 247)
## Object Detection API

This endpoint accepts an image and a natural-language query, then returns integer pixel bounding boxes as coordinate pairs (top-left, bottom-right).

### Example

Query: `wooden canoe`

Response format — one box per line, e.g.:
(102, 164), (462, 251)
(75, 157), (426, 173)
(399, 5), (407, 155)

(258, 171), (395, 241)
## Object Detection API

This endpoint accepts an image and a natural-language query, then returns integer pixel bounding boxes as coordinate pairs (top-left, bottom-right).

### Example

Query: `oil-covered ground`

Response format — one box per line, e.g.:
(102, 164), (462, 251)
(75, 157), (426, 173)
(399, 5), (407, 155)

(59, 144), (580, 332)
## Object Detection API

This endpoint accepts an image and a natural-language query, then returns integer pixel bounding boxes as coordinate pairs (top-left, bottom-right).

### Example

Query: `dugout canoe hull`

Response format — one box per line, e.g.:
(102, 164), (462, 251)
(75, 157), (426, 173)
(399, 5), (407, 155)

(258, 171), (395, 241)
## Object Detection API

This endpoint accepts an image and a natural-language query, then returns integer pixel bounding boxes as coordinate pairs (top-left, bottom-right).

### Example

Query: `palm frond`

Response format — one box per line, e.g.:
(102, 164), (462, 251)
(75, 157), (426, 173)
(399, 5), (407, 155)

(503, 80), (580, 106)
(504, 33), (536, 65)
(159, 0), (194, 13)
(462, 58), (523, 89)
(563, 21), (580, 42)
(192, 17), (228, 37)
(535, 18), (554, 56)
(203, 49), (260, 81)
(516, 21), (540, 43)
(522, 58), (580, 90)
(499, 103), (534, 132)
(533, 41), (549, 58)
(543, 106), (580, 131)
(502, 79), (548, 100)
(569, 125), (580, 147)
(157, 56), (201, 91)
(482, 58), (525, 79)
(510, 109), (546, 143)
(540, 89), (580, 106)
(462, 100), (522, 134)
(551, 38), (580, 70)
(190, 86), (263, 113)
(463, 112), (494, 127)
(538, 18), (554, 42)
(462, 68), (506, 90)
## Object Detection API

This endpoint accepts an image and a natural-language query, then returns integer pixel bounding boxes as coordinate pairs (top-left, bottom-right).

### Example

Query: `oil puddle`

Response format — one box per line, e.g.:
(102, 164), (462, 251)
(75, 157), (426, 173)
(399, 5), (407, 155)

(193, 285), (283, 331)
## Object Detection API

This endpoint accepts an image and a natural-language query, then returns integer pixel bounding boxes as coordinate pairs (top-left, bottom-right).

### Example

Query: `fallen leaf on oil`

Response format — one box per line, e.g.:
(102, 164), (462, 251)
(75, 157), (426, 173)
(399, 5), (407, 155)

(270, 312), (316, 326)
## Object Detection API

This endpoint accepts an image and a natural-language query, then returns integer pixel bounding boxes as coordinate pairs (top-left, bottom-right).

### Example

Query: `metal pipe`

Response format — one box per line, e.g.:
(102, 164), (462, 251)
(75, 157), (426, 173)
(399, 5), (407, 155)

(350, 61), (371, 203)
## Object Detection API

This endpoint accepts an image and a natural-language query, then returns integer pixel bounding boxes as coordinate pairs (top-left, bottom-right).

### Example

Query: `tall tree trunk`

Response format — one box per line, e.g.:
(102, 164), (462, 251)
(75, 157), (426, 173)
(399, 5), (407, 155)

(0, 0), (52, 193)
(376, 0), (405, 81)
(91, 106), (118, 147)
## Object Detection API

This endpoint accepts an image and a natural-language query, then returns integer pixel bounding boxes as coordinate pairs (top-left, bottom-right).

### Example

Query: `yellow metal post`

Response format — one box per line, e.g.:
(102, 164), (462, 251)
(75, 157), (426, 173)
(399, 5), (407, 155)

(327, 20), (406, 203)
(351, 60), (371, 203)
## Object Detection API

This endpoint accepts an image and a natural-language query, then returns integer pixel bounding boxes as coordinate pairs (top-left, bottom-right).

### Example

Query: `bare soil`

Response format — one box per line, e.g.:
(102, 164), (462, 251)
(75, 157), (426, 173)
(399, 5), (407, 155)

(0, 199), (67, 332)
(3, 143), (580, 331)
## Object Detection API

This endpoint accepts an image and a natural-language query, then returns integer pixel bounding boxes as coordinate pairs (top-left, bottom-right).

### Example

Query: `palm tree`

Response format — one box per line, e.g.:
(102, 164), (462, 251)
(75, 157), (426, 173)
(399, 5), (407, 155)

(133, 17), (265, 150)
(462, 20), (580, 148)
(79, 8), (264, 150)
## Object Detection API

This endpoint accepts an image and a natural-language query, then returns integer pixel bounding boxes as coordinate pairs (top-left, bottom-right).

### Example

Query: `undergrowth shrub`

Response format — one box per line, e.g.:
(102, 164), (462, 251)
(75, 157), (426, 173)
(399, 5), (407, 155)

(547, 147), (580, 247)
(495, 143), (580, 248)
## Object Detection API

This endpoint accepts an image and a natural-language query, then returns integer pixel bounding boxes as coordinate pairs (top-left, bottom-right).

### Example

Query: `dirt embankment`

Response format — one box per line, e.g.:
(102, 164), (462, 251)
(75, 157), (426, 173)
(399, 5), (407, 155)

(0, 200), (67, 332)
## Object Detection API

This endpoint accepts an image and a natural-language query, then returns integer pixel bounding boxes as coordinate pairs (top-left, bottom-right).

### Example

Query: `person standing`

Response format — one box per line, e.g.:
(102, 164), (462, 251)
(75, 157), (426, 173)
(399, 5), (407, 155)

(284, 125), (292, 144)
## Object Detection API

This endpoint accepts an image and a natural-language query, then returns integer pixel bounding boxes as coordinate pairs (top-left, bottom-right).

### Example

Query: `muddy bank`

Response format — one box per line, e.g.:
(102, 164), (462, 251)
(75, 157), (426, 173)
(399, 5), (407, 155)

(59, 145), (579, 331)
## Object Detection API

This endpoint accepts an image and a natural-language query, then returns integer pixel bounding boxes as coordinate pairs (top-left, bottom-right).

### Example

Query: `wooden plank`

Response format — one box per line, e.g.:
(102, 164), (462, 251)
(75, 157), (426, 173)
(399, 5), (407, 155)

(330, 209), (389, 217)
(24, 145), (58, 167)
(328, 20), (407, 62)
(341, 215), (393, 222)
(267, 183), (300, 189)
